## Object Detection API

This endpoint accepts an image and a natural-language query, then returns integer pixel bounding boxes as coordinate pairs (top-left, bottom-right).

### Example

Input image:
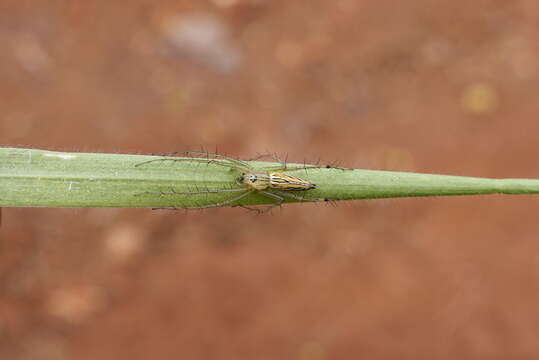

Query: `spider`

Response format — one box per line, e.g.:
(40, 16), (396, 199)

(135, 151), (331, 211)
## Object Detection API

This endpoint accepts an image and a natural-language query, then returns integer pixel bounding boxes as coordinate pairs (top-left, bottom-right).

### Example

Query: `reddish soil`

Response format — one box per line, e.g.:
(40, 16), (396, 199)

(1, 1), (539, 359)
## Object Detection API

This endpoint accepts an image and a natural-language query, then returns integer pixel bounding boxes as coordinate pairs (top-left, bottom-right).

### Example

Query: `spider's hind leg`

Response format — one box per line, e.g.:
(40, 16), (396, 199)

(239, 190), (284, 214)
(247, 189), (327, 213)
(270, 190), (328, 203)
(137, 187), (247, 197)
(139, 188), (255, 210)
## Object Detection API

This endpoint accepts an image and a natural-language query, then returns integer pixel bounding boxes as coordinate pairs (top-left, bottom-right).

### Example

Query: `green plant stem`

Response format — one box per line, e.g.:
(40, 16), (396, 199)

(1, 147), (538, 208)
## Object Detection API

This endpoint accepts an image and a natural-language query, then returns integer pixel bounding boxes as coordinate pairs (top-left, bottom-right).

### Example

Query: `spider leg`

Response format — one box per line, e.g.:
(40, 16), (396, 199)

(238, 206), (265, 215)
(138, 187), (246, 197)
(246, 153), (290, 170)
(135, 157), (250, 172)
(271, 190), (328, 203)
(183, 151), (251, 168)
(247, 152), (284, 164)
(260, 164), (326, 172)
(246, 153), (271, 161)
(154, 189), (255, 210)
(243, 190), (285, 214)
(263, 158), (351, 171)
(236, 190), (283, 214)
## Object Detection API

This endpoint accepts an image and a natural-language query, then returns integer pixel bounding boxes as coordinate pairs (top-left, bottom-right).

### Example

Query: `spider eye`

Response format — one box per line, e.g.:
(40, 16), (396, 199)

(248, 175), (257, 182)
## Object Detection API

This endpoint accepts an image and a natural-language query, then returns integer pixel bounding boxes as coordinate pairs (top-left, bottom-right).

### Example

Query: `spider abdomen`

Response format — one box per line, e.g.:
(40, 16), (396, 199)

(241, 172), (316, 191)
(269, 173), (316, 191)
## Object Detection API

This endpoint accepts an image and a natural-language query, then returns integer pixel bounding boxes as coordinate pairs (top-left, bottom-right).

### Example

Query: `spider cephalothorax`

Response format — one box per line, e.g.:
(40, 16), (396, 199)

(240, 172), (271, 190)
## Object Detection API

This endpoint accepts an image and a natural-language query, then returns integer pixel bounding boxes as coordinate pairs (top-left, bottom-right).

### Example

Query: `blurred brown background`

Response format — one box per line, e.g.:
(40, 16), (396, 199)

(1, 1), (539, 359)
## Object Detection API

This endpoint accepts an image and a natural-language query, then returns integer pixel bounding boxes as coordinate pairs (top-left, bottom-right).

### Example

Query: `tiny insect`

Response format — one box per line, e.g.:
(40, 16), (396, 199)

(135, 151), (332, 212)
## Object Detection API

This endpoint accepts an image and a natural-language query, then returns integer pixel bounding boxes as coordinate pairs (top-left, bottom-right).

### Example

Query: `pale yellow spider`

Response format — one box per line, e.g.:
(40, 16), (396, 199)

(135, 151), (332, 211)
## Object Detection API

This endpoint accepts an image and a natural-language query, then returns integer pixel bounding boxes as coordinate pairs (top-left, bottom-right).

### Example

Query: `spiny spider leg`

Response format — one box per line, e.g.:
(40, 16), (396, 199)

(269, 190), (328, 203)
(183, 151), (251, 168)
(246, 153), (274, 161)
(135, 157), (250, 172)
(249, 154), (321, 172)
(239, 190), (285, 214)
(247, 153), (285, 164)
(156, 189), (255, 210)
(248, 188), (327, 214)
(259, 190), (285, 203)
(260, 164), (328, 172)
(139, 187), (246, 197)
